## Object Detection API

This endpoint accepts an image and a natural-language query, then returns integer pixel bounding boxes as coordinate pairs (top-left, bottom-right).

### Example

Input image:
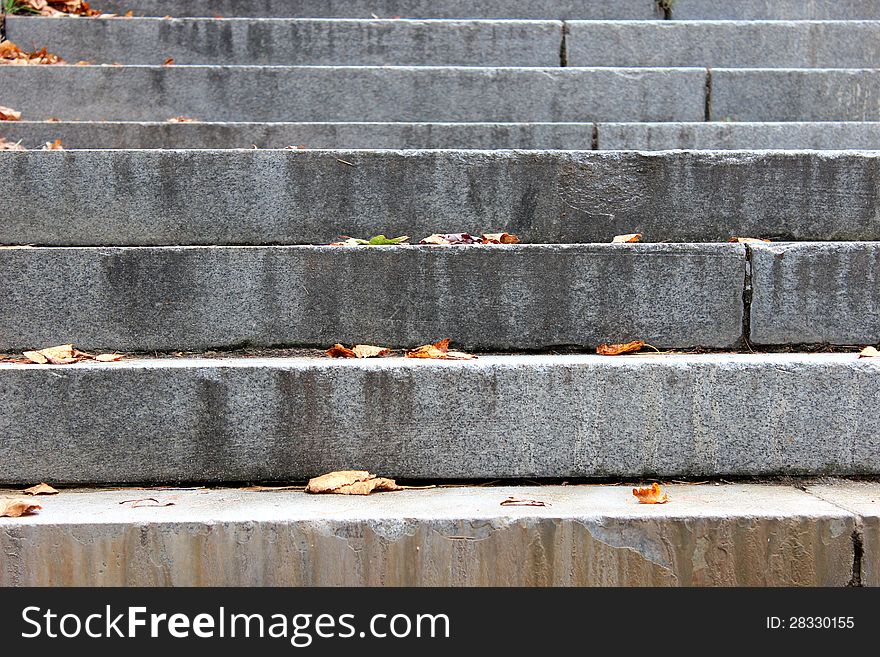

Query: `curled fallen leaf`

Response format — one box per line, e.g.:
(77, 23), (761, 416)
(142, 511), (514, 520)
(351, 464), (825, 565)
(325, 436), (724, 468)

(419, 233), (480, 245)
(481, 232), (520, 244)
(612, 233), (642, 243)
(305, 470), (403, 495)
(597, 340), (646, 356)
(406, 338), (476, 360)
(500, 497), (548, 507)
(0, 137), (27, 151)
(325, 343), (391, 359)
(859, 346), (879, 358)
(0, 105), (22, 121)
(22, 344), (124, 365)
(24, 482), (58, 496)
(163, 57), (175, 66)
(0, 40), (65, 65)
(0, 499), (41, 517)
(729, 237), (771, 244)
(330, 235), (409, 246)
(633, 483), (669, 505)
(41, 139), (63, 151)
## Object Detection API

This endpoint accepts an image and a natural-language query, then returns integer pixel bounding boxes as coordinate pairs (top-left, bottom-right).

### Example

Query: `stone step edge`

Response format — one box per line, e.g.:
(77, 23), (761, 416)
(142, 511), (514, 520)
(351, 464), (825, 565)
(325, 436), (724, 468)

(1, 482), (874, 586)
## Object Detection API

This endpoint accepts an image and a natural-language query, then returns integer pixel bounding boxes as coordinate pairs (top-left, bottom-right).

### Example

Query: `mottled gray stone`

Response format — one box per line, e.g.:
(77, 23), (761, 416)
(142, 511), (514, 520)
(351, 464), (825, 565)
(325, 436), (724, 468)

(671, 0), (880, 20)
(0, 244), (745, 352)
(597, 121), (880, 150)
(806, 482), (880, 586)
(5, 16), (563, 66)
(2, 150), (880, 245)
(91, 0), (665, 19)
(0, 485), (856, 586)
(0, 120), (598, 149)
(0, 65), (705, 122)
(750, 242), (880, 345)
(0, 355), (876, 483)
(567, 20), (880, 68)
(711, 68), (880, 121)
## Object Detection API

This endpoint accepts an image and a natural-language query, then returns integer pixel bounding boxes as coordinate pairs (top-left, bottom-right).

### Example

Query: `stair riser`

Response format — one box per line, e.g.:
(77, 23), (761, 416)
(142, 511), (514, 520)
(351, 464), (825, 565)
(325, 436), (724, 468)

(0, 485), (858, 586)
(5, 17), (563, 67)
(670, 0), (880, 20)
(3, 151), (880, 245)
(0, 355), (876, 483)
(0, 245), (745, 352)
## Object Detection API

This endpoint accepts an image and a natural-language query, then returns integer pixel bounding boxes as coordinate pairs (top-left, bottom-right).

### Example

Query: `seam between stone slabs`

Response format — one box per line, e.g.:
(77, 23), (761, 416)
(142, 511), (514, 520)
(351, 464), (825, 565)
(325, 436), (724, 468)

(704, 67), (712, 121)
(800, 486), (865, 587)
(741, 244), (753, 348)
(559, 21), (569, 66)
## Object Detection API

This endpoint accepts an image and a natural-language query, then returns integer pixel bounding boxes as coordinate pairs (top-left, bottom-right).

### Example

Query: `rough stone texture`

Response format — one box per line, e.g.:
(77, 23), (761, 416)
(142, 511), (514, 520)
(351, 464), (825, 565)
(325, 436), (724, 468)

(0, 485), (856, 586)
(1, 354), (877, 483)
(0, 66), (705, 122)
(806, 481), (880, 586)
(567, 20), (880, 68)
(750, 242), (880, 345)
(0, 244), (745, 352)
(3, 150), (880, 245)
(711, 69), (880, 121)
(0, 121), (598, 150)
(671, 0), (880, 20)
(596, 121), (880, 150)
(5, 17), (563, 67)
(90, 0), (665, 19)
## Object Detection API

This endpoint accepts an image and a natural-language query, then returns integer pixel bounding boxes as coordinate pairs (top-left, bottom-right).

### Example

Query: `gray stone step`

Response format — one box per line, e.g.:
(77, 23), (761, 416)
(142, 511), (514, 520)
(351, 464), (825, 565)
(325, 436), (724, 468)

(0, 244), (746, 352)
(750, 242), (880, 346)
(710, 68), (880, 121)
(0, 483), (866, 586)
(2, 150), (879, 245)
(567, 20), (880, 68)
(0, 65), (704, 122)
(5, 120), (880, 150)
(0, 354), (877, 484)
(670, 0), (880, 20)
(87, 0), (665, 20)
(4, 16), (563, 67)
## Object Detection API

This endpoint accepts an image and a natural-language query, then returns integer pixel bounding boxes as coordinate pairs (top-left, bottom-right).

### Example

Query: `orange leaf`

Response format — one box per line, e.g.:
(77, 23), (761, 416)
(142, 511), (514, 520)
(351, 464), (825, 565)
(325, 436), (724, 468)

(0, 499), (41, 517)
(42, 139), (64, 151)
(612, 233), (642, 243)
(326, 344), (357, 358)
(633, 483), (669, 504)
(597, 340), (646, 356)
(305, 470), (403, 495)
(481, 232), (520, 244)
(163, 57), (175, 66)
(24, 482), (58, 496)
(0, 105), (22, 121)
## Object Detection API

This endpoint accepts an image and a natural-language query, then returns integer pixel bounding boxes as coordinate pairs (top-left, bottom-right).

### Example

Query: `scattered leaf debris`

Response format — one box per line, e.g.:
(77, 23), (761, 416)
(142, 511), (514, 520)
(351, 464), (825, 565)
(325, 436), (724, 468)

(0, 499), (41, 517)
(633, 483), (669, 504)
(330, 234), (410, 246)
(119, 498), (175, 508)
(481, 232), (520, 244)
(612, 233), (642, 243)
(406, 338), (476, 360)
(9, 1), (101, 16)
(500, 497), (548, 507)
(305, 470), (403, 495)
(0, 137), (27, 151)
(597, 340), (647, 356)
(326, 344), (390, 359)
(729, 237), (771, 244)
(167, 116), (199, 123)
(859, 346), (879, 358)
(41, 138), (64, 150)
(0, 105), (22, 121)
(21, 344), (125, 365)
(24, 483), (59, 496)
(420, 233), (520, 245)
(0, 40), (65, 65)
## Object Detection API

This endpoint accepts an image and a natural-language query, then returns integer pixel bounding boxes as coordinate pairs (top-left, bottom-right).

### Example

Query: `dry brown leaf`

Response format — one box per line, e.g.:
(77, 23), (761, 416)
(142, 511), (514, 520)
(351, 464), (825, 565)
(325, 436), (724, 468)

(0, 499), (41, 517)
(729, 237), (771, 244)
(95, 353), (124, 362)
(859, 346), (880, 358)
(500, 497), (548, 507)
(21, 344), (119, 365)
(597, 340), (646, 356)
(352, 344), (390, 358)
(325, 343), (356, 358)
(24, 482), (59, 495)
(419, 233), (481, 245)
(41, 138), (63, 151)
(481, 233), (520, 244)
(612, 233), (642, 244)
(406, 338), (476, 360)
(305, 470), (403, 495)
(0, 137), (27, 151)
(0, 40), (65, 65)
(16, 1), (100, 17)
(633, 482), (669, 504)
(163, 57), (175, 66)
(0, 105), (22, 121)
(167, 116), (198, 123)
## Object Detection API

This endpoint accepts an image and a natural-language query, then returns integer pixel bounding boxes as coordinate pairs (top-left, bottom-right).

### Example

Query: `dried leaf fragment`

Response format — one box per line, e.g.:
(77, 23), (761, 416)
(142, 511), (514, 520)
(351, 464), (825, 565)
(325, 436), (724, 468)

(0, 105), (22, 121)
(330, 235), (409, 246)
(119, 498), (175, 508)
(24, 483), (58, 495)
(305, 470), (403, 495)
(500, 497), (548, 507)
(11, 1), (100, 17)
(166, 116), (199, 123)
(633, 482), (669, 504)
(163, 57), (175, 66)
(406, 338), (476, 360)
(41, 138), (63, 150)
(729, 237), (771, 244)
(597, 340), (646, 356)
(0, 40), (65, 65)
(325, 343), (391, 359)
(21, 344), (124, 365)
(419, 233), (480, 245)
(859, 346), (879, 358)
(0, 137), (27, 151)
(481, 233), (520, 244)
(612, 233), (642, 243)
(95, 353), (124, 362)
(0, 499), (41, 517)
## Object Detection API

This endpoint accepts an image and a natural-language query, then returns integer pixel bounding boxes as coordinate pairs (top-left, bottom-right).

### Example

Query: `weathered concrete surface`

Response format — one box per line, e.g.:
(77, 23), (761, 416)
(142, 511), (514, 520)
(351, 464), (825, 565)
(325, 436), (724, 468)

(0, 244), (745, 352)
(91, 0), (665, 19)
(5, 17), (563, 66)
(567, 20), (880, 68)
(711, 69), (880, 121)
(0, 121), (598, 150)
(1, 354), (878, 483)
(3, 150), (880, 245)
(597, 121), (880, 150)
(0, 66), (705, 122)
(750, 242), (880, 345)
(0, 485), (857, 586)
(807, 481), (880, 586)
(671, 0), (880, 20)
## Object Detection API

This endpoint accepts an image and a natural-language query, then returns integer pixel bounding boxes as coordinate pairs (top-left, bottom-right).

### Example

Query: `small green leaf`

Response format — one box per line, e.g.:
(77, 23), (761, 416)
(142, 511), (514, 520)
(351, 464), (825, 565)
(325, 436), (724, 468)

(367, 235), (410, 245)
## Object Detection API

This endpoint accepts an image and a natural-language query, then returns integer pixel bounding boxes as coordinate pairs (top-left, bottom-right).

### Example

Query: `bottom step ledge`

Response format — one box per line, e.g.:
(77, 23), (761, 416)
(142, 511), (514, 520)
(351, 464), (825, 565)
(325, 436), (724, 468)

(1, 483), (873, 587)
